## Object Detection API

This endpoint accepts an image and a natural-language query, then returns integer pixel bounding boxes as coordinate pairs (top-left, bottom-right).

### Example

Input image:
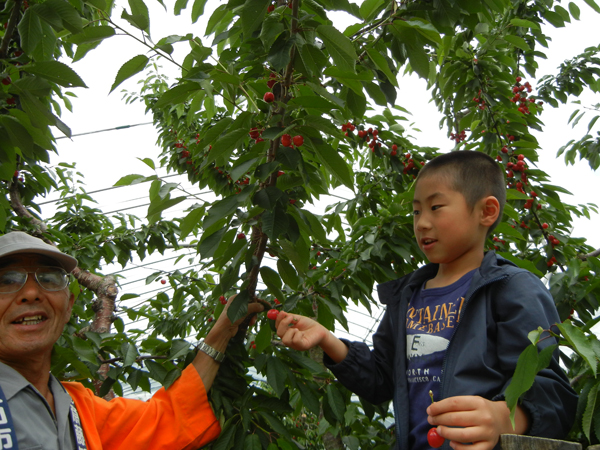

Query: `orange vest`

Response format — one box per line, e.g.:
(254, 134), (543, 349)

(62, 365), (221, 449)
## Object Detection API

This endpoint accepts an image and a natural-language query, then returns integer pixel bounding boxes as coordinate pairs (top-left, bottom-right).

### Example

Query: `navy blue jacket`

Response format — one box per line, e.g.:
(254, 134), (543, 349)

(324, 252), (578, 449)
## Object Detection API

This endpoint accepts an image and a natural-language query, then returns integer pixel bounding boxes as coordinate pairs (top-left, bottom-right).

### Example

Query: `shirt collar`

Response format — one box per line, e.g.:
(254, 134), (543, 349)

(0, 360), (31, 400)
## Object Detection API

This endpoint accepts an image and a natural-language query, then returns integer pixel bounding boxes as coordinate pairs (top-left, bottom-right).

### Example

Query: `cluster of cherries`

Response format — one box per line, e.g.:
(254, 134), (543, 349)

(249, 127), (265, 143)
(449, 130), (467, 143)
(281, 134), (304, 147)
(510, 77), (541, 115)
(472, 89), (487, 110)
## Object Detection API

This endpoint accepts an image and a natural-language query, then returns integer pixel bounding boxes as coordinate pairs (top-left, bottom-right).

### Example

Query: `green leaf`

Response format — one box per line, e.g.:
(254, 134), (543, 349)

(227, 290), (249, 324)
(144, 359), (168, 383)
(297, 381), (320, 415)
(557, 322), (598, 376)
(242, 0), (269, 38)
(260, 266), (285, 300)
(18, 9), (43, 57)
(0, 116), (34, 154)
(568, 2), (581, 19)
(244, 434), (261, 450)
(45, 0), (83, 34)
(254, 321), (272, 353)
(316, 25), (357, 73)
(154, 83), (201, 108)
(191, 0), (208, 22)
(110, 55), (149, 93)
(266, 356), (287, 397)
(359, 0), (384, 20)
(147, 196), (186, 219)
(122, 343), (138, 366)
(205, 128), (248, 165)
(583, 0), (600, 13)
(69, 25), (116, 45)
(510, 18), (540, 30)
(128, 0), (150, 31)
(503, 35), (531, 51)
(180, 206), (204, 239)
(504, 344), (538, 418)
(326, 384), (346, 422)
(405, 45), (430, 79)
(305, 137), (354, 190)
(366, 48), (398, 87)
(23, 61), (87, 88)
(583, 382), (600, 442)
(279, 238), (309, 276)
(277, 258), (300, 289)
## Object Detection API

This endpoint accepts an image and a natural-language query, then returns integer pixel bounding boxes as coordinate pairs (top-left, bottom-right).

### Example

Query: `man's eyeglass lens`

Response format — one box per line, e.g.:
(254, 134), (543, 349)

(0, 268), (68, 293)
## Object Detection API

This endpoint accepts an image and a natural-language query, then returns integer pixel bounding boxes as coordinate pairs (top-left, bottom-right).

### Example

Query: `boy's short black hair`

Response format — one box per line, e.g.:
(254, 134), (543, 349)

(416, 151), (506, 235)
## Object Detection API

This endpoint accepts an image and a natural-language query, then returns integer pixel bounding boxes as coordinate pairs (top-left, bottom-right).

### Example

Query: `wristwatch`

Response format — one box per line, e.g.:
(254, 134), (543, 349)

(197, 341), (225, 363)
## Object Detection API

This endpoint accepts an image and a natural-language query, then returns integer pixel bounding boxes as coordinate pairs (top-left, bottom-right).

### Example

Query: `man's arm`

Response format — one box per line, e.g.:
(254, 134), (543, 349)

(191, 296), (264, 390)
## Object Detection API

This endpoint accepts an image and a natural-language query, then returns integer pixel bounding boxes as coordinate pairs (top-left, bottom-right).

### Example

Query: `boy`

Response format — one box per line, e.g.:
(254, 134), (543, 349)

(275, 151), (577, 450)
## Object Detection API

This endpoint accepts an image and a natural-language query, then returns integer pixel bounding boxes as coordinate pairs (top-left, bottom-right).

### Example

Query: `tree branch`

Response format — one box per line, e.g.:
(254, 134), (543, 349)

(0, 0), (23, 59)
(579, 248), (600, 261)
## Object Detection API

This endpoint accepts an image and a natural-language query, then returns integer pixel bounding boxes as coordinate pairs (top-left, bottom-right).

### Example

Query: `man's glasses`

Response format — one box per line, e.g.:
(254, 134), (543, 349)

(0, 267), (69, 294)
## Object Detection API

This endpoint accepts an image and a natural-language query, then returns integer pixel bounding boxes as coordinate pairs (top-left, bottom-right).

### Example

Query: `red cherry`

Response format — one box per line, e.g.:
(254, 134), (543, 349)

(267, 309), (279, 320)
(277, 170), (285, 177)
(267, 79), (276, 88)
(161, 279), (167, 285)
(274, 298), (281, 305)
(1, 76), (11, 86)
(542, 223), (549, 229)
(6, 97), (15, 105)
(289, 199), (296, 205)
(263, 92), (274, 103)
(219, 295), (227, 305)
(237, 232), (246, 240)
(391, 150), (397, 156)
(293, 135), (304, 146)
(281, 134), (292, 147)
(392, 144), (398, 151)
(427, 428), (445, 448)
(181, 150), (190, 157)
(267, 4), (274, 12)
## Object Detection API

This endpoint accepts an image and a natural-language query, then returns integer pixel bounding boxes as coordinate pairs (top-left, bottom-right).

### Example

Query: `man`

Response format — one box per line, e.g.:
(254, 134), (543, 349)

(0, 231), (262, 449)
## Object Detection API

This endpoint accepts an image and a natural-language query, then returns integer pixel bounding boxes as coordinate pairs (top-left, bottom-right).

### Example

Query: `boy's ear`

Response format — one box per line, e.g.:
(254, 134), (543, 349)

(480, 196), (500, 227)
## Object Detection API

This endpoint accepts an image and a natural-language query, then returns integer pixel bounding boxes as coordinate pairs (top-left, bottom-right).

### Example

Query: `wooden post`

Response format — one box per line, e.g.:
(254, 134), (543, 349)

(500, 435), (582, 450)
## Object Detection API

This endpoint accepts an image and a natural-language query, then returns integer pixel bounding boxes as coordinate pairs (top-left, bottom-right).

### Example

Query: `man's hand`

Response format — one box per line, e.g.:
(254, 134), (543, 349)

(192, 295), (264, 390)
(427, 396), (530, 450)
(275, 311), (349, 363)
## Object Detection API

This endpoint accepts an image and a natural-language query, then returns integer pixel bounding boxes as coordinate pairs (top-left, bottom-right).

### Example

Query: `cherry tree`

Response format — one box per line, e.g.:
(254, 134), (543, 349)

(1, 0), (600, 448)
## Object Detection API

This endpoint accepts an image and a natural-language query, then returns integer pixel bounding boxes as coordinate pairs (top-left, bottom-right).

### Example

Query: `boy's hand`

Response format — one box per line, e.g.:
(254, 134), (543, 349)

(427, 396), (530, 450)
(275, 311), (329, 351)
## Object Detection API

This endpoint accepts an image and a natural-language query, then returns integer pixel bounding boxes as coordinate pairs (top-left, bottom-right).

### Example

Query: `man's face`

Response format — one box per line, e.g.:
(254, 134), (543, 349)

(0, 254), (74, 365)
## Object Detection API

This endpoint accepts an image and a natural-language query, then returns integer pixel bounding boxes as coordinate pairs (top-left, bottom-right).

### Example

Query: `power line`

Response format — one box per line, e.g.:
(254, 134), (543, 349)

(55, 122), (154, 140)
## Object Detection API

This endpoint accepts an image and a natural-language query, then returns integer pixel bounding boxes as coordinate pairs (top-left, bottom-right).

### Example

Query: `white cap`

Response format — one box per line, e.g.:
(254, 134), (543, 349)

(0, 231), (78, 272)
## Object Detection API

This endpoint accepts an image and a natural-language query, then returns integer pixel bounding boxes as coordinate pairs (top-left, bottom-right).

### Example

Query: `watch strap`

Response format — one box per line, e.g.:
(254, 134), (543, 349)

(197, 341), (225, 363)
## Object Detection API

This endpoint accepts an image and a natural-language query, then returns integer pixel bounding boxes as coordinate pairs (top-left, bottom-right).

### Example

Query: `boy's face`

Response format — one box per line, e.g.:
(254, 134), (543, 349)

(412, 175), (487, 267)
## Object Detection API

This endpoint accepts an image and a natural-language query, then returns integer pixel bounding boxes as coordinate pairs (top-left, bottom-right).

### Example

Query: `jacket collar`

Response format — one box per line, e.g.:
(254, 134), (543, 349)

(377, 251), (516, 305)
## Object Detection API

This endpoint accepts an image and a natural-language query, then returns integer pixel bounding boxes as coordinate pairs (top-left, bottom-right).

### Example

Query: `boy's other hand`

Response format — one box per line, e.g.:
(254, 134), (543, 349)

(275, 312), (329, 351)
(427, 396), (530, 450)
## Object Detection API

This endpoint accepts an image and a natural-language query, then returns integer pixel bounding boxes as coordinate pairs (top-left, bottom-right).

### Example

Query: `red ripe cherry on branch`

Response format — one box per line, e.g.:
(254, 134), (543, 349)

(267, 309), (279, 320)
(281, 134), (292, 147)
(219, 295), (227, 305)
(237, 232), (246, 240)
(263, 92), (274, 103)
(1, 76), (11, 86)
(293, 135), (304, 146)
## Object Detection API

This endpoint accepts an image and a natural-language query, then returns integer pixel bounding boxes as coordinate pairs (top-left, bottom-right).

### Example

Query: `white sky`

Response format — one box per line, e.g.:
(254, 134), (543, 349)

(41, 2), (600, 347)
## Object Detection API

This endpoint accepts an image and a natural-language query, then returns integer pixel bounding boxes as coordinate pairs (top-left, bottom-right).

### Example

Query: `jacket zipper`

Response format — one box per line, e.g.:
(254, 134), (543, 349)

(439, 274), (508, 399)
